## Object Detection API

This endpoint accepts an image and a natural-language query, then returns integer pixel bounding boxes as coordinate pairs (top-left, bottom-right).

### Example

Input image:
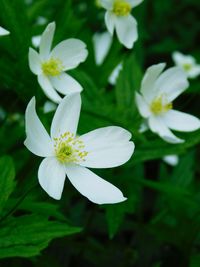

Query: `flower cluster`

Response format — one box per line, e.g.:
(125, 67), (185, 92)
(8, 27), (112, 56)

(26, 22), (135, 204)
(23, 17), (200, 202)
(1, 2), (200, 206)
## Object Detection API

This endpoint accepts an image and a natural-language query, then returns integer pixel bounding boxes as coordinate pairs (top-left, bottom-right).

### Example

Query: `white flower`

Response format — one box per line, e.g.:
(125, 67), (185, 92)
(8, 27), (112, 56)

(24, 93), (135, 204)
(28, 22), (88, 103)
(0, 26), (10, 36)
(93, 31), (112, 66)
(135, 63), (200, 143)
(100, 0), (143, 49)
(172, 51), (200, 79)
(163, 155), (179, 166)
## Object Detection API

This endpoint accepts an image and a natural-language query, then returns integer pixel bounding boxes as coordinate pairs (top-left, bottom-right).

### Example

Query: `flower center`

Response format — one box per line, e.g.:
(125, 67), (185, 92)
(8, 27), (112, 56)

(54, 132), (88, 164)
(183, 63), (192, 71)
(42, 58), (63, 76)
(113, 1), (131, 16)
(150, 96), (173, 115)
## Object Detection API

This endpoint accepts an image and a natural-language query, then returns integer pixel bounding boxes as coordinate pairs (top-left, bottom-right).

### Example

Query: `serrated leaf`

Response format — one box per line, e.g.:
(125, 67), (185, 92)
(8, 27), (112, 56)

(0, 214), (82, 259)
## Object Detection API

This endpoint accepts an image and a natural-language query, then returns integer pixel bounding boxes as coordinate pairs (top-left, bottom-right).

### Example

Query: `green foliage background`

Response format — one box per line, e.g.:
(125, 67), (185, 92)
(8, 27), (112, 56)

(0, 0), (200, 266)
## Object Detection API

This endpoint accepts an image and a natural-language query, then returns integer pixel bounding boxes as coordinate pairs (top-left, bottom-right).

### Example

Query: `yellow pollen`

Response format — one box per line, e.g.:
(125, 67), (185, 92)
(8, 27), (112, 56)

(42, 58), (63, 76)
(150, 96), (173, 115)
(183, 63), (192, 71)
(113, 1), (131, 16)
(54, 132), (88, 164)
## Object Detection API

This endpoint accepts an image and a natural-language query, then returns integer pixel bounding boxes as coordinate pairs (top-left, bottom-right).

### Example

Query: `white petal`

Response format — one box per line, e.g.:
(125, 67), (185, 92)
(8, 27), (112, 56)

(31, 35), (41, 48)
(79, 127), (134, 168)
(24, 97), (54, 157)
(0, 26), (10, 36)
(79, 126), (134, 168)
(93, 31), (112, 66)
(141, 63), (166, 102)
(38, 74), (62, 104)
(127, 0), (144, 8)
(28, 48), (42, 75)
(155, 67), (189, 101)
(100, 0), (113, 9)
(188, 65), (200, 79)
(105, 11), (116, 35)
(162, 110), (200, 132)
(43, 101), (57, 113)
(38, 157), (66, 200)
(148, 116), (184, 144)
(172, 51), (195, 66)
(139, 121), (149, 133)
(115, 15), (138, 49)
(50, 73), (82, 95)
(50, 93), (81, 138)
(163, 155), (179, 166)
(79, 126), (132, 150)
(39, 22), (55, 60)
(135, 92), (151, 118)
(66, 165), (127, 204)
(80, 141), (134, 168)
(108, 62), (123, 85)
(50, 39), (88, 71)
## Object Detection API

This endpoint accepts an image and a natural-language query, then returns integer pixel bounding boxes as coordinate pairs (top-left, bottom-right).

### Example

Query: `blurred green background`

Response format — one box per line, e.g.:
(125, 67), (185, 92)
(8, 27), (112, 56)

(0, 0), (200, 266)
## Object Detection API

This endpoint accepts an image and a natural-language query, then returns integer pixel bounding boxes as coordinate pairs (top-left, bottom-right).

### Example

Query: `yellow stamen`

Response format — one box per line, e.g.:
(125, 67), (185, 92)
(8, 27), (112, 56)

(183, 63), (192, 71)
(54, 132), (88, 164)
(42, 58), (63, 76)
(113, 0), (131, 16)
(150, 96), (173, 115)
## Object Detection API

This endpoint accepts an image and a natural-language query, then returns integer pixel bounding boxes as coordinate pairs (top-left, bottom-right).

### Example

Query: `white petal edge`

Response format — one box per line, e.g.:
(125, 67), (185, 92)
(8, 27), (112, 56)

(80, 141), (134, 169)
(115, 15), (138, 49)
(155, 66), (189, 102)
(93, 31), (112, 66)
(50, 93), (81, 139)
(162, 110), (200, 132)
(105, 11), (116, 35)
(127, 0), (144, 8)
(172, 51), (195, 66)
(24, 97), (54, 157)
(79, 126), (132, 151)
(79, 126), (134, 168)
(50, 73), (83, 95)
(188, 65), (200, 79)
(38, 74), (62, 104)
(50, 39), (88, 71)
(135, 92), (151, 118)
(100, 0), (113, 9)
(141, 63), (166, 103)
(148, 116), (184, 144)
(28, 48), (42, 75)
(163, 155), (179, 166)
(39, 22), (55, 60)
(66, 165), (127, 204)
(38, 157), (66, 200)
(108, 63), (123, 85)
(0, 26), (10, 36)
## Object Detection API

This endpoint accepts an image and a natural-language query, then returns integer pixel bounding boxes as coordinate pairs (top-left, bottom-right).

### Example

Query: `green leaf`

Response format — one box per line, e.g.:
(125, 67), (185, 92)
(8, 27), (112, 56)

(0, 214), (82, 259)
(190, 255), (200, 267)
(128, 129), (200, 165)
(115, 53), (142, 111)
(170, 151), (194, 187)
(0, 156), (15, 214)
